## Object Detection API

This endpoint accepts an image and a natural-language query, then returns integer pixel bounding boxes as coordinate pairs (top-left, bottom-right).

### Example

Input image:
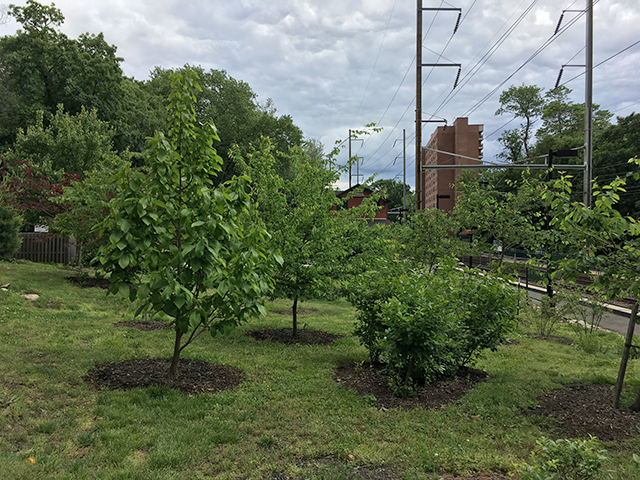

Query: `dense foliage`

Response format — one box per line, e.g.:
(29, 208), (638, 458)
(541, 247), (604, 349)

(350, 258), (519, 391)
(0, 204), (21, 259)
(98, 73), (277, 376)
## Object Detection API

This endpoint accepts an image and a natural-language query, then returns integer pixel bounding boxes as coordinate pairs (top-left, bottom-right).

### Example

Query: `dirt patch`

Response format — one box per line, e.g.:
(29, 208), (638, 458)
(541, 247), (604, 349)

(269, 308), (318, 316)
(525, 333), (573, 346)
(334, 363), (488, 411)
(66, 276), (111, 289)
(245, 328), (343, 346)
(83, 358), (242, 395)
(114, 320), (172, 331)
(524, 382), (640, 442)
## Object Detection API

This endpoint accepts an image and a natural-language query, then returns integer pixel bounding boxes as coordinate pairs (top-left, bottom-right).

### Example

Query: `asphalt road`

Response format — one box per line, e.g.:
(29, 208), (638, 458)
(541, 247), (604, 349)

(517, 283), (637, 337)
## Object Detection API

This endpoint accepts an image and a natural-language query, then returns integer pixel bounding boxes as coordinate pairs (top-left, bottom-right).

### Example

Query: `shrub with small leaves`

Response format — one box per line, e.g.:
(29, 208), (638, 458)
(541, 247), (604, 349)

(0, 204), (21, 260)
(379, 258), (519, 389)
(517, 437), (610, 480)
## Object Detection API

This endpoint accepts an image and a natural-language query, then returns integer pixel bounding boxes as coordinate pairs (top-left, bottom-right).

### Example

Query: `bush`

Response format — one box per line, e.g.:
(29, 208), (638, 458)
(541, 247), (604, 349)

(346, 260), (405, 364)
(350, 258), (519, 390)
(517, 437), (610, 480)
(0, 205), (21, 260)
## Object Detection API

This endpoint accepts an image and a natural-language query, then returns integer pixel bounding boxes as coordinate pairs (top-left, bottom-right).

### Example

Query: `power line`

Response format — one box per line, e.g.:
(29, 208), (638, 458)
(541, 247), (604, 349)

(426, 0), (539, 117)
(366, 1), (477, 169)
(462, 2), (593, 118)
(350, 0), (398, 127)
(557, 39), (640, 89)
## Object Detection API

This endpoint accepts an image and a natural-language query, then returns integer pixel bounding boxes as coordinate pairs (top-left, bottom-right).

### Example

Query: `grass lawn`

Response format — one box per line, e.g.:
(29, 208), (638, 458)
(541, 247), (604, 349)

(1, 260), (640, 479)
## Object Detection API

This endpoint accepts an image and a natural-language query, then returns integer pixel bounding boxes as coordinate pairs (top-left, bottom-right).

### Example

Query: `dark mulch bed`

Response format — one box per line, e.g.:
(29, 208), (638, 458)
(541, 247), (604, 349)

(525, 333), (573, 346)
(439, 475), (511, 480)
(66, 275), (111, 289)
(114, 320), (172, 331)
(269, 308), (317, 316)
(83, 358), (242, 395)
(245, 328), (344, 345)
(524, 382), (640, 442)
(334, 363), (488, 411)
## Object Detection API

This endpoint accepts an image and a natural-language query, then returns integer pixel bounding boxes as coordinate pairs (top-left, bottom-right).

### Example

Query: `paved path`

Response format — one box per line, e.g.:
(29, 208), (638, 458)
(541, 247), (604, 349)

(516, 283), (637, 337)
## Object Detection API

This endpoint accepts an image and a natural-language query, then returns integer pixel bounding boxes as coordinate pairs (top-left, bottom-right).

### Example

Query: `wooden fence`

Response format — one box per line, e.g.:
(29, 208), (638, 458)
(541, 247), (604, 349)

(15, 233), (77, 265)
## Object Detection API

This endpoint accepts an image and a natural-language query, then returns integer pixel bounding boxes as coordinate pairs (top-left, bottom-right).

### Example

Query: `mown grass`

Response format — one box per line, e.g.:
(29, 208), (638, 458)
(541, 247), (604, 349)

(1, 260), (640, 479)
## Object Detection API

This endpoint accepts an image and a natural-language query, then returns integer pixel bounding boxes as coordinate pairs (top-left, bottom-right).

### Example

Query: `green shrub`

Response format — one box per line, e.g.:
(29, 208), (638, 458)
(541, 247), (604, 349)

(517, 437), (610, 480)
(0, 205), (21, 260)
(372, 259), (519, 389)
(346, 261), (403, 364)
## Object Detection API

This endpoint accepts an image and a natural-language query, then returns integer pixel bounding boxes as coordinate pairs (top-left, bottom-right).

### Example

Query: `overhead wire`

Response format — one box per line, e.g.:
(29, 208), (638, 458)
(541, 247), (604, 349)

(556, 39), (640, 89)
(350, 0), (398, 129)
(366, 0), (478, 172)
(425, 0), (538, 118)
(461, 1), (597, 118)
(359, 2), (446, 166)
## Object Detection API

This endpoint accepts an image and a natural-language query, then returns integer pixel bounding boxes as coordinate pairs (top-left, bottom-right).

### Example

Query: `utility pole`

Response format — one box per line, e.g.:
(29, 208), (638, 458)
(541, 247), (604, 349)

(415, 0), (461, 211)
(403, 128), (407, 223)
(584, 0), (593, 207)
(415, 0), (422, 211)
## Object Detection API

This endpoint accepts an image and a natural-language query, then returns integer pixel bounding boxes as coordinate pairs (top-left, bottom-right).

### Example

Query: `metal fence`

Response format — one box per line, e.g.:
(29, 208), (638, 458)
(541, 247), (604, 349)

(15, 233), (77, 265)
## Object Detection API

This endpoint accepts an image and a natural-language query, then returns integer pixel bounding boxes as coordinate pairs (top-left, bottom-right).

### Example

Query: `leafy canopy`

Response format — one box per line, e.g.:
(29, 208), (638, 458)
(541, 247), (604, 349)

(99, 72), (276, 376)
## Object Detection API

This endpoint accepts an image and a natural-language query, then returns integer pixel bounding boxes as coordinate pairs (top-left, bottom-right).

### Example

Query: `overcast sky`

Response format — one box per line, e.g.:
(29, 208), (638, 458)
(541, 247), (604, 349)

(2, 0), (639, 190)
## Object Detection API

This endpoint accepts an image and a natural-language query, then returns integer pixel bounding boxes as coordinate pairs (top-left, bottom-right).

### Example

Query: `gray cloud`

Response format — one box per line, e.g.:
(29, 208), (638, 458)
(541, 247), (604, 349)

(1, 0), (638, 189)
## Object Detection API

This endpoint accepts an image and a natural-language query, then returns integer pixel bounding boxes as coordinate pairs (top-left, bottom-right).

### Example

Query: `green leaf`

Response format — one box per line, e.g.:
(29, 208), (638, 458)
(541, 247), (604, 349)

(117, 218), (130, 233)
(118, 254), (130, 269)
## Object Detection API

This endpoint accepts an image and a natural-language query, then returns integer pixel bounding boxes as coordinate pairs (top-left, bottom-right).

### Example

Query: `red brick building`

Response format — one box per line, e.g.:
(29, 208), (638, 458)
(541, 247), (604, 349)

(421, 117), (483, 212)
(334, 185), (389, 224)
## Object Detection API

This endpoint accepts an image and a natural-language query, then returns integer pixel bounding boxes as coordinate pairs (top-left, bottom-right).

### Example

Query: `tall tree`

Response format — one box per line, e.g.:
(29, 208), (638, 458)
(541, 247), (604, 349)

(11, 105), (118, 176)
(0, 1), (127, 150)
(145, 65), (303, 182)
(495, 83), (545, 158)
(593, 113), (640, 217)
(368, 178), (415, 220)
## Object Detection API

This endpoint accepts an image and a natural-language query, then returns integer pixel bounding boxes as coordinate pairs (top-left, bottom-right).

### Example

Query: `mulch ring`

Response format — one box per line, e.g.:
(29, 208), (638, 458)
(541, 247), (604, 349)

(114, 320), (172, 331)
(334, 363), (488, 411)
(524, 382), (640, 442)
(245, 328), (343, 346)
(269, 307), (318, 316)
(83, 358), (242, 395)
(524, 333), (573, 346)
(66, 275), (111, 289)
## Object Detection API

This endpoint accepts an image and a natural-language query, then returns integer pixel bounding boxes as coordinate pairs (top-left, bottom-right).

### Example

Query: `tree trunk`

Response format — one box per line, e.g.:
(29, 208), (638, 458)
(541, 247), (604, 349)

(292, 296), (298, 338)
(614, 301), (638, 409)
(169, 329), (183, 377)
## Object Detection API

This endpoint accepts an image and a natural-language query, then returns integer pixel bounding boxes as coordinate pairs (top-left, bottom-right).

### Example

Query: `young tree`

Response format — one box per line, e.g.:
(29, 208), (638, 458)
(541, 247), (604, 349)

(397, 209), (468, 272)
(51, 155), (130, 267)
(99, 72), (276, 377)
(237, 137), (379, 337)
(454, 171), (539, 266)
(543, 159), (640, 409)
